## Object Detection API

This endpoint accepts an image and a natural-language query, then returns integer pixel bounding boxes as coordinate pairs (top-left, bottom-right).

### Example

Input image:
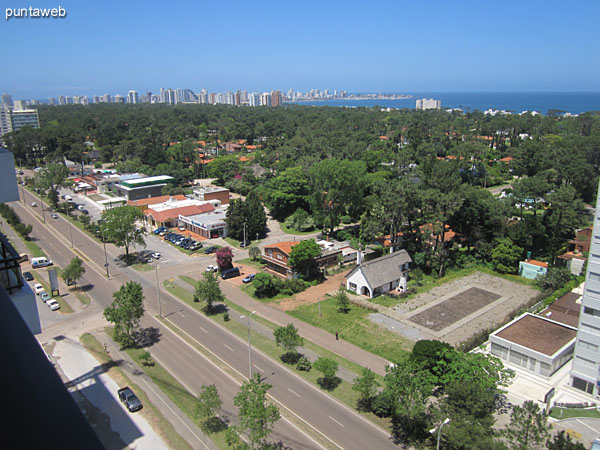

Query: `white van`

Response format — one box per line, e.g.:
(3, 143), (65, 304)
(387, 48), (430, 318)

(31, 257), (53, 268)
(65, 195), (73, 202)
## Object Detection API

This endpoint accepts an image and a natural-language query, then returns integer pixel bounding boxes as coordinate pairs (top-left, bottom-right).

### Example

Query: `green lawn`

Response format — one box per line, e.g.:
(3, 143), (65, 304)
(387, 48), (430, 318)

(234, 257), (266, 270)
(279, 222), (318, 236)
(288, 297), (413, 363)
(549, 407), (600, 420)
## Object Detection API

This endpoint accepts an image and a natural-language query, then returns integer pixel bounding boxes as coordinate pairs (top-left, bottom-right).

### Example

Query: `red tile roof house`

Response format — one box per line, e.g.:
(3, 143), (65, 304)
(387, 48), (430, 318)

(262, 240), (342, 279)
(145, 204), (214, 228)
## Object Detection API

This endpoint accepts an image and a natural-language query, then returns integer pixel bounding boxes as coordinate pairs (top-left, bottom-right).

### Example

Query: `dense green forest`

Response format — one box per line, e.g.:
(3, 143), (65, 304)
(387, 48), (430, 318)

(3, 103), (600, 276)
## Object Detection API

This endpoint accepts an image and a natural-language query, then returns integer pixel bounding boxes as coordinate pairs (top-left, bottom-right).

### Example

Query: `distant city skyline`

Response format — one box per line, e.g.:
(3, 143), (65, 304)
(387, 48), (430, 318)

(1, 1), (599, 97)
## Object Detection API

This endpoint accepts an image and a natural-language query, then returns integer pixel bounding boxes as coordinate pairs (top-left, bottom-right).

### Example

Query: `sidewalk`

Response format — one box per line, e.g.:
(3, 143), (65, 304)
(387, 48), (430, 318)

(51, 333), (171, 450)
(88, 332), (217, 450)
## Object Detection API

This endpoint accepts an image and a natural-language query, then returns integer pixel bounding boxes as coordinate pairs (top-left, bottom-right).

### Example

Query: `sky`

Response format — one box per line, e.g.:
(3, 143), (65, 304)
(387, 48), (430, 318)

(1, 0), (599, 98)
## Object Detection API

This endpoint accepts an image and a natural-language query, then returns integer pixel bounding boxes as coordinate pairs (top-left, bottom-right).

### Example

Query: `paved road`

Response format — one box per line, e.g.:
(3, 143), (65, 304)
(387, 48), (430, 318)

(13, 197), (399, 449)
(13, 198), (321, 450)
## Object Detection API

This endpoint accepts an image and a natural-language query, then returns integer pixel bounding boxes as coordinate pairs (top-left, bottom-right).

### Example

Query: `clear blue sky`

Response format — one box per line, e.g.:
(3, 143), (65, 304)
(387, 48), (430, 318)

(1, 0), (599, 98)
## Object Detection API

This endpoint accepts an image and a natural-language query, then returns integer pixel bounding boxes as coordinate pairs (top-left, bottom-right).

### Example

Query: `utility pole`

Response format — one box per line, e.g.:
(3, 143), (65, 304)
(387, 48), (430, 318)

(155, 265), (162, 317)
(240, 311), (256, 378)
(102, 229), (109, 277)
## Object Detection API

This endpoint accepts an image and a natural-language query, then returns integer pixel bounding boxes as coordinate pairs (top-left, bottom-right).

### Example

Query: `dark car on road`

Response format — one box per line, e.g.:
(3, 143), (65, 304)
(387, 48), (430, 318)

(23, 271), (34, 281)
(118, 386), (143, 412)
(204, 246), (218, 254)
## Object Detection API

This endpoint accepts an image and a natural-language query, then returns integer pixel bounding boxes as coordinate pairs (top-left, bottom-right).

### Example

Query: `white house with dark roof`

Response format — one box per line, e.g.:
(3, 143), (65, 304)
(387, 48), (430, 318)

(345, 250), (412, 298)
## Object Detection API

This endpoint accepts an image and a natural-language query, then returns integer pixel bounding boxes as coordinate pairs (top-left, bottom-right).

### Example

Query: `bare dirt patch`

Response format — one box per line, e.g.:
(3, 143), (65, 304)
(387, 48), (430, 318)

(409, 286), (501, 332)
(390, 272), (539, 346)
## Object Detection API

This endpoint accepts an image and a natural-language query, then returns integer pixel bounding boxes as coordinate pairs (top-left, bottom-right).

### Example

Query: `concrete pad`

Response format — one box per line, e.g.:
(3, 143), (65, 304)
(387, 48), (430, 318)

(52, 337), (168, 450)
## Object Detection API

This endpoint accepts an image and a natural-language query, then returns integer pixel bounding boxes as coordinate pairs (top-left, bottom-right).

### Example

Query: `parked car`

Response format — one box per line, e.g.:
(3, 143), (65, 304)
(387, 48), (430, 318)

(81, 209), (89, 215)
(51, 213), (59, 219)
(242, 273), (256, 283)
(178, 226), (186, 231)
(40, 292), (51, 303)
(178, 238), (191, 247)
(46, 299), (60, 311)
(221, 267), (241, 280)
(205, 265), (218, 273)
(118, 386), (143, 412)
(77, 204), (85, 211)
(151, 252), (162, 259)
(189, 242), (203, 251)
(31, 257), (53, 268)
(23, 271), (33, 281)
(159, 229), (169, 236)
(204, 246), (218, 254)
(31, 202), (37, 207)
(33, 283), (44, 295)
(154, 226), (167, 235)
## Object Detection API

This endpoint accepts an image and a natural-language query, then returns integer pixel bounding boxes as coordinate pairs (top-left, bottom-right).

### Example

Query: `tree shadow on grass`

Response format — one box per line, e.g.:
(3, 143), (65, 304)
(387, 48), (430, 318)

(201, 416), (229, 434)
(317, 376), (342, 391)
(280, 351), (301, 365)
(133, 327), (161, 348)
(205, 303), (228, 316)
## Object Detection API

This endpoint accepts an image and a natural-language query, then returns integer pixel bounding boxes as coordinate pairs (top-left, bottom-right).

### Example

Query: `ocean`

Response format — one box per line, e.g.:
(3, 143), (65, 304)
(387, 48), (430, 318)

(288, 92), (600, 115)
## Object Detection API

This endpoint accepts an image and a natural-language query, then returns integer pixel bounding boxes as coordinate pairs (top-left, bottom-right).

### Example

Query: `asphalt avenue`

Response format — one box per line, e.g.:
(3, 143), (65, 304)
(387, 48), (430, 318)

(14, 193), (399, 450)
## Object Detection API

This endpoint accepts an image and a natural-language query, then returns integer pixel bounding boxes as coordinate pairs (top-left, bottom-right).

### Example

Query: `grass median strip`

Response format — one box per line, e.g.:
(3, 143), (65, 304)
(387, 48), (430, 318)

(80, 332), (196, 450)
(172, 275), (392, 432)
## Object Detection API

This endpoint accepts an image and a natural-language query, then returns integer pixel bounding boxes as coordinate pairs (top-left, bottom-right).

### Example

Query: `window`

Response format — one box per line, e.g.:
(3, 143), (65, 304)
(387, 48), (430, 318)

(589, 272), (600, 282)
(578, 340), (599, 352)
(584, 307), (600, 318)
(573, 377), (595, 394)
(581, 322), (600, 334)
(576, 356), (597, 369)
(348, 282), (357, 292)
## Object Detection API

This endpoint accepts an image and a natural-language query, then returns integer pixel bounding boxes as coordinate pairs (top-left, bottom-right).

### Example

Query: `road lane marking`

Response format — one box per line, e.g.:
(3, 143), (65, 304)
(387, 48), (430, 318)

(329, 416), (344, 427)
(575, 419), (600, 433)
(198, 325), (207, 333)
(253, 364), (263, 372)
(179, 311), (186, 318)
(287, 387), (301, 398)
(224, 344), (234, 352)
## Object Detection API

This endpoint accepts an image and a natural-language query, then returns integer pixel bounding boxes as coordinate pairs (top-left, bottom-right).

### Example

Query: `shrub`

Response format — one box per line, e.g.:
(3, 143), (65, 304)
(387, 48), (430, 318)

(284, 208), (315, 232)
(296, 356), (312, 372)
(223, 312), (230, 322)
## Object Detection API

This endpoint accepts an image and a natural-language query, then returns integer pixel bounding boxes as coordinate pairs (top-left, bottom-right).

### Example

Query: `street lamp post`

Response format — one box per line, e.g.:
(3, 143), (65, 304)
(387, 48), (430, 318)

(155, 265), (162, 317)
(429, 418), (450, 450)
(102, 230), (109, 277)
(67, 207), (74, 248)
(243, 221), (247, 246)
(240, 311), (256, 378)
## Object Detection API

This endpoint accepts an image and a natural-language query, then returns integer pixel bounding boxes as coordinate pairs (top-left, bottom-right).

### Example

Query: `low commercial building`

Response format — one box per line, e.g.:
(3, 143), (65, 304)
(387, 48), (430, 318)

(179, 210), (228, 239)
(129, 194), (187, 212)
(490, 313), (576, 378)
(146, 203), (215, 228)
(193, 186), (230, 205)
(114, 175), (175, 201)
